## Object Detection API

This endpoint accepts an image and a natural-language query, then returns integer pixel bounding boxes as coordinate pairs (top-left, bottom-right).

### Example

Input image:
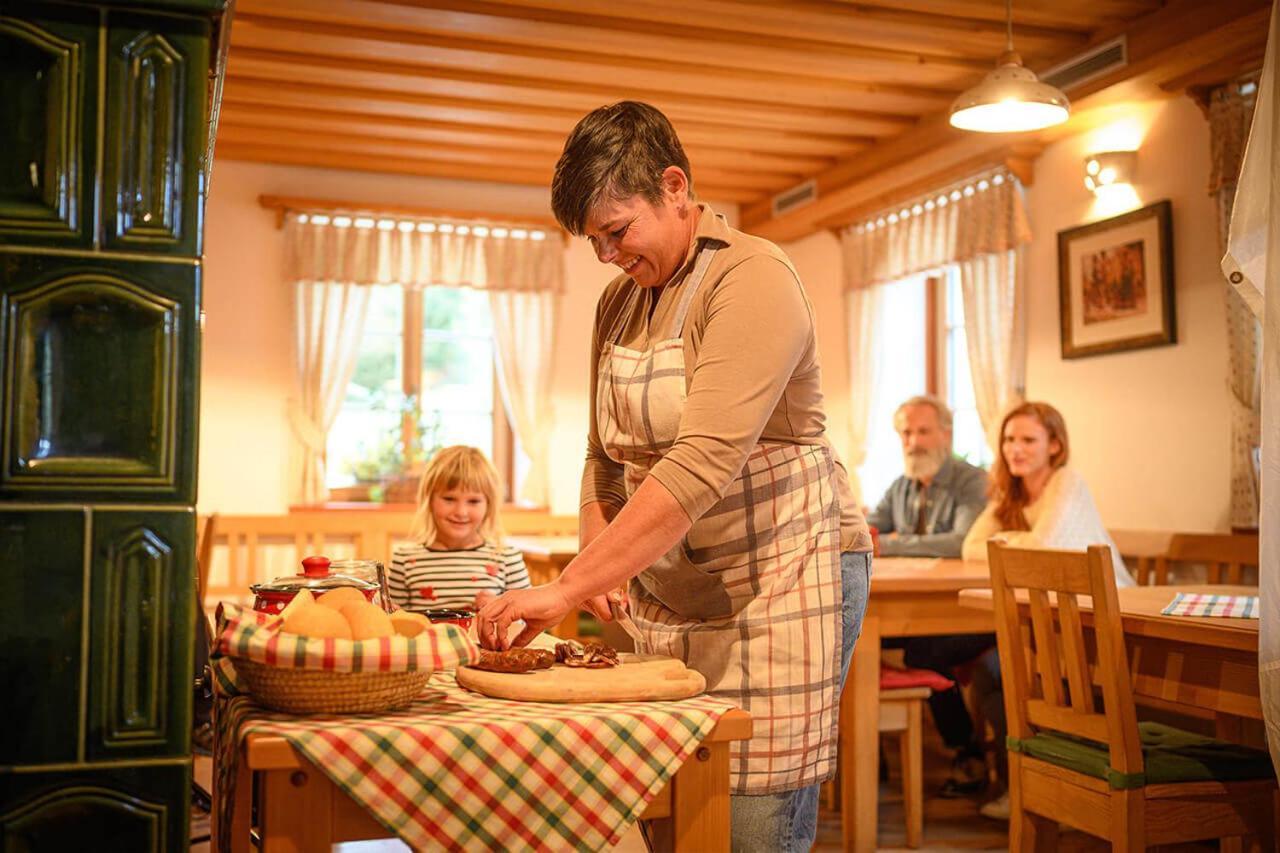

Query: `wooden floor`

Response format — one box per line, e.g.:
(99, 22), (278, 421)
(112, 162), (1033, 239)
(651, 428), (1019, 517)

(192, 724), (1218, 852)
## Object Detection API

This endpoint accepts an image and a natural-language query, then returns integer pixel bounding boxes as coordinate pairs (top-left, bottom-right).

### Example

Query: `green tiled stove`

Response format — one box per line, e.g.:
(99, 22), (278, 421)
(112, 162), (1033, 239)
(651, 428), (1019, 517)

(0, 1), (230, 849)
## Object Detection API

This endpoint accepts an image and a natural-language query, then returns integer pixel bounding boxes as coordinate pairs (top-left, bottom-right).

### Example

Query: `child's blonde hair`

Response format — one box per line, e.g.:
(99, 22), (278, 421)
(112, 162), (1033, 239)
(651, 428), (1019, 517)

(410, 445), (505, 547)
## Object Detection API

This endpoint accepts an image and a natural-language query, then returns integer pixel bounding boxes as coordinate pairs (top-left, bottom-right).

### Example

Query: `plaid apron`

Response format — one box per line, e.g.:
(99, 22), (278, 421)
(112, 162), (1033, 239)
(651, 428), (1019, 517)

(596, 244), (843, 794)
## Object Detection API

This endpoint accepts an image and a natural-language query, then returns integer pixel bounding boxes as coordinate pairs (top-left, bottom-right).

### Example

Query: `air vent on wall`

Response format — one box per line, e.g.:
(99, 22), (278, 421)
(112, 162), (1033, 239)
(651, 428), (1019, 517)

(771, 179), (817, 217)
(1041, 36), (1127, 93)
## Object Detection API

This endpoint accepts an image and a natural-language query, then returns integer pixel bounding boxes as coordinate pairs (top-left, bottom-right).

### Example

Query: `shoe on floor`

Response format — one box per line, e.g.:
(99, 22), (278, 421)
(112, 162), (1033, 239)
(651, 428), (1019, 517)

(979, 791), (1010, 820)
(937, 754), (987, 798)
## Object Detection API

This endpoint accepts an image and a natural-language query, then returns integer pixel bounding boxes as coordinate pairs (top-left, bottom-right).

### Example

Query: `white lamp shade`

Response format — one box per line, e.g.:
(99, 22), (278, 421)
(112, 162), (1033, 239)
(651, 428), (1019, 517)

(949, 53), (1070, 133)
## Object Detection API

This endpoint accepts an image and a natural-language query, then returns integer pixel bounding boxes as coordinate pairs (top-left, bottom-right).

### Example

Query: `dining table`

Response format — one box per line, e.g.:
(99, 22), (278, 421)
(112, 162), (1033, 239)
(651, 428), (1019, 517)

(957, 583), (1263, 737)
(842, 556), (995, 852)
(213, 672), (752, 852)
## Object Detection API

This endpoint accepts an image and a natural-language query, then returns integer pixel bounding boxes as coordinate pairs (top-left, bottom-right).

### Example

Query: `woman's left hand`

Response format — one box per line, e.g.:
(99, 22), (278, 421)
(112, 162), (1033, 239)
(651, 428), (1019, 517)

(475, 582), (574, 650)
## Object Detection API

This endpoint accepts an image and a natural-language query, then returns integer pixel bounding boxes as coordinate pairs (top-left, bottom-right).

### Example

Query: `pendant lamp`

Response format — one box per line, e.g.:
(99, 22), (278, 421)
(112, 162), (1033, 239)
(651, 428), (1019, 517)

(949, 0), (1070, 133)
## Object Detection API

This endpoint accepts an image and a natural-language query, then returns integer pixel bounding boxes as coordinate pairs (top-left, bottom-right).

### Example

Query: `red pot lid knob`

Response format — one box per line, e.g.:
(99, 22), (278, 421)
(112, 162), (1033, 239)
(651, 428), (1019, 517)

(301, 555), (331, 578)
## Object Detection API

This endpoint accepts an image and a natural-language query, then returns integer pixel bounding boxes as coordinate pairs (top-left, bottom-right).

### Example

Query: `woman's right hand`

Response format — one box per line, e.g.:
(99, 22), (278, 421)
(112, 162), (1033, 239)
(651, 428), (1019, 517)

(475, 582), (574, 650)
(583, 586), (629, 622)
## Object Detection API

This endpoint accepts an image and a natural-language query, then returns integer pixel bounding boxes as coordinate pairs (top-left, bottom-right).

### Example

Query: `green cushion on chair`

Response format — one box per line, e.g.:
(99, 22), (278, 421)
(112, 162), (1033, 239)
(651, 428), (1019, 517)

(1007, 722), (1276, 789)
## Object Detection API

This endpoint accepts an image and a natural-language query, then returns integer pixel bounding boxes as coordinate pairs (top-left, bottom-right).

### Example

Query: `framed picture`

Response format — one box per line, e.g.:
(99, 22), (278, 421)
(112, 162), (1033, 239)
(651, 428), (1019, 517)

(1057, 200), (1175, 359)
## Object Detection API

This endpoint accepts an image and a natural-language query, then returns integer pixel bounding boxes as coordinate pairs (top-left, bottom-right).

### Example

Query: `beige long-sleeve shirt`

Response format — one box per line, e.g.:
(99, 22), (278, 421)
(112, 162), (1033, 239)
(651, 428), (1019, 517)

(580, 204), (872, 553)
(961, 466), (1134, 586)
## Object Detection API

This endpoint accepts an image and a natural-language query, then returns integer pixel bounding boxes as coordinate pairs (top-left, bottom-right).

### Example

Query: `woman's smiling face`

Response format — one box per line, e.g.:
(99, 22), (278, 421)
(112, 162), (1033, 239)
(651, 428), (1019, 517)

(1001, 414), (1059, 480)
(582, 167), (695, 289)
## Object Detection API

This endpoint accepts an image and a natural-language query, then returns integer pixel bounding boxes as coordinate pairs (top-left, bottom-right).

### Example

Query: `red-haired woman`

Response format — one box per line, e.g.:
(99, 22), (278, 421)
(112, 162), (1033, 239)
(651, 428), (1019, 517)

(962, 401), (1133, 585)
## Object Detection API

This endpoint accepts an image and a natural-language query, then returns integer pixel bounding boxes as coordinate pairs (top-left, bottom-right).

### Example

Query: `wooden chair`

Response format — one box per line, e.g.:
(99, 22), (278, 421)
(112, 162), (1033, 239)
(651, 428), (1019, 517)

(1108, 529), (1172, 586)
(824, 666), (938, 848)
(196, 512), (218, 621)
(988, 541), (1276, 851)
(1153, 532), (1259, 585)
(879, 685), (929, 848)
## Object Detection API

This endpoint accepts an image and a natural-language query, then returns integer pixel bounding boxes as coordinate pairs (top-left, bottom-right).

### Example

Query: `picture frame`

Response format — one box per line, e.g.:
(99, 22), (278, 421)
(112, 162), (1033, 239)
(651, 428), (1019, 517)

(1057, 199), (1175, 359)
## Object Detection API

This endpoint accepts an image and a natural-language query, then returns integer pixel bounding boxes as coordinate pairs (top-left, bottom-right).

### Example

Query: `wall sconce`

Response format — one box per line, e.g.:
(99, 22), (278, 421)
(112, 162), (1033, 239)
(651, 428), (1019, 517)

(1084, 150), (1137, 193)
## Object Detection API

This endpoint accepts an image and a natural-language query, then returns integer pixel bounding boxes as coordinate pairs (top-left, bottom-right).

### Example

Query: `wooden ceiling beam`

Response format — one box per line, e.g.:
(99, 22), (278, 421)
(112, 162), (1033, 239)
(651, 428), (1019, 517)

(234, 0), (988, 88)
(227, 49), (915, 137)
(842, 0), (1162, 31)
(402, 0), (1086, 59)
(741, 0), (1270, 241)
(216, 142), (766, 203)
(227, 16), (958, 113)
(218, 105), (840, 174)
(217, 123), (805, 191)
(219, 81), (870, 158)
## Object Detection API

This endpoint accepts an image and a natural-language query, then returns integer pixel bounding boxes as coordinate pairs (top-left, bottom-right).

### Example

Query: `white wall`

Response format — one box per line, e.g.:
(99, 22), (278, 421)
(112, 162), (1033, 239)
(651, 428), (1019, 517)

(780, 230), (854, 477)
(1023, 96), (1232, 531)
(198, 159), (738, 516)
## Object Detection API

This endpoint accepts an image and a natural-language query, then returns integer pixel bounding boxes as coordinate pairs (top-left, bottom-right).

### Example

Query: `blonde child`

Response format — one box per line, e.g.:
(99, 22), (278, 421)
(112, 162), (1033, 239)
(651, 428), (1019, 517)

(388, 446), (530, 612)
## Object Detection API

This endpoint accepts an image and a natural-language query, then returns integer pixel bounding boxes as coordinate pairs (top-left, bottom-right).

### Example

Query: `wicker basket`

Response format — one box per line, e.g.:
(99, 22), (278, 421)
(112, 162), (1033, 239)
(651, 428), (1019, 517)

(235, 658), (432, 714)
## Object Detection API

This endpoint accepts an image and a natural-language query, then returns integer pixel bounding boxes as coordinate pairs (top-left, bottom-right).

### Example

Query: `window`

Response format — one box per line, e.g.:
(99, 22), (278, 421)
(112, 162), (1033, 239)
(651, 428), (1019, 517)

(936, 269), (994, 469)
(326, 286), (515, 495)
(856, 268), (991, 503)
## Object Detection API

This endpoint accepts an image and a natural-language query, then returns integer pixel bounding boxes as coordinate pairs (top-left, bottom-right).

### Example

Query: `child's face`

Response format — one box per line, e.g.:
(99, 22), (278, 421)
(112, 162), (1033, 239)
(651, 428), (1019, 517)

(430, 485), (488, 549)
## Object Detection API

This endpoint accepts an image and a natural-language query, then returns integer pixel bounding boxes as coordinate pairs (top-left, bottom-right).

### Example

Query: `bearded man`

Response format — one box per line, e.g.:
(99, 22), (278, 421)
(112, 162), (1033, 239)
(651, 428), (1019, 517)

(869, 395), (994, 798)
(866, 395), (987, 558)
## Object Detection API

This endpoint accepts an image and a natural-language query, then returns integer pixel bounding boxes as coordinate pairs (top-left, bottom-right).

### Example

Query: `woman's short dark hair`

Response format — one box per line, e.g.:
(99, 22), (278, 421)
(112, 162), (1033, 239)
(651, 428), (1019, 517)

(551, 101), (694, 235)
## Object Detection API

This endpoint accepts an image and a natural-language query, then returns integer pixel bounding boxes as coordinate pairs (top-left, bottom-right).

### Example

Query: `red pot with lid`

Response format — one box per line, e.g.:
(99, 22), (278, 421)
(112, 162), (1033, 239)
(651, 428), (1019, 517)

(250, 555), (381, 615)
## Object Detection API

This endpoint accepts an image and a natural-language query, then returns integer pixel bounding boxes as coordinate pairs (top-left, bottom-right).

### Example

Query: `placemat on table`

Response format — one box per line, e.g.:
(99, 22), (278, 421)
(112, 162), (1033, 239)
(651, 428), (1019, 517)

(1161, 592), (1259, 619)
(215, 672), (735, 853)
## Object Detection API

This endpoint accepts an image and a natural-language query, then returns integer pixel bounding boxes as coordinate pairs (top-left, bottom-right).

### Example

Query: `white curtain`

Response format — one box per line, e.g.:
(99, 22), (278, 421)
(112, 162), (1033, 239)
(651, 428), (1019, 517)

(290, 282), (372, 505)
(843, 283), (887, 503)
(1209, 80), (1265, 528)
(1222, 0), (1279, 772)
(958, 247), (1028, 451)
(489, 289), (557, 506)
(841, 170), (1032, 456)
(284, 213), (564, 505)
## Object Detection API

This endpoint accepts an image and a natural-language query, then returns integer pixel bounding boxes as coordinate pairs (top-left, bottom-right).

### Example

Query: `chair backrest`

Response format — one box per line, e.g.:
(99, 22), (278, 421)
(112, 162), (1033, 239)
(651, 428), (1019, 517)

(1156, 532), (1259, 585)
(196, 513), (218, 611)
(1108, 528), (1173, 585)
(987, 541), (1143, 778)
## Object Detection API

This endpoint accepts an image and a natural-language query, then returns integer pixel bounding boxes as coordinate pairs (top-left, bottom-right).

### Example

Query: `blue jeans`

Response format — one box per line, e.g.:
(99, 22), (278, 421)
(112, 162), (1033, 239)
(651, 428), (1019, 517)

(727, 551), (871, 852)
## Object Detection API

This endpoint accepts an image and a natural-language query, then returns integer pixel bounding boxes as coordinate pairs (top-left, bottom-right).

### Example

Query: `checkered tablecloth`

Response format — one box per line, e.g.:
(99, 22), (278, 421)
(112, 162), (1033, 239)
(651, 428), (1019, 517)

(1161, 592), (1260, 619)
(215, 672), (736, 852)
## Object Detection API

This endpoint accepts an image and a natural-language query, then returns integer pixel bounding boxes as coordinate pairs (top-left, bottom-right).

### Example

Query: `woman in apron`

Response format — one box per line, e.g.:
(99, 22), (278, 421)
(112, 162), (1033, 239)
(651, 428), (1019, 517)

(476, 101), (873, 852)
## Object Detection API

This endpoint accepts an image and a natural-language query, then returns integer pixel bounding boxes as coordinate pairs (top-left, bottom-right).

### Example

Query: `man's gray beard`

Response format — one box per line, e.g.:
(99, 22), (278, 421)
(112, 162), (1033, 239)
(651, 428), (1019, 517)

(903, 446), (948, 481)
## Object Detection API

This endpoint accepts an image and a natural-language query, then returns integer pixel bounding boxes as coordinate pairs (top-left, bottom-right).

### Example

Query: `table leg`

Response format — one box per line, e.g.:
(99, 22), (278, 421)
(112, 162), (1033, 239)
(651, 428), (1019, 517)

(844, 614), (881, 853)
(224, 750), (252, 853)
(260, 766), (334, 853)
(671, 740), (731, 853)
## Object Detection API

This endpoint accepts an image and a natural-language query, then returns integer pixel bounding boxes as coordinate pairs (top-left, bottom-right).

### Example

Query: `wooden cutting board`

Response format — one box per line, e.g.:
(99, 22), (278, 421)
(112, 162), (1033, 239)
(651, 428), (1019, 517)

(455, 653), (706, 703)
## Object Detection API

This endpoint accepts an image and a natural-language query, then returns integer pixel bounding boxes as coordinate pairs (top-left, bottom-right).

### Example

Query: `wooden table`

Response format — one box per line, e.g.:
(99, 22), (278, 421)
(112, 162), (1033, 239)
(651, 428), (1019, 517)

(958, 584), (1262, 732)
(507, 535), (582, 639)
(842, 557), (994, 853)
(219, 708), (753, 852)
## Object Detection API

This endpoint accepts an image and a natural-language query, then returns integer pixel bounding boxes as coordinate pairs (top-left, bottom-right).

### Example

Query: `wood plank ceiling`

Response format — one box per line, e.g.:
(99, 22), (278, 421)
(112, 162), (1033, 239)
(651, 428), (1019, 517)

(217, 0), (1270, 239)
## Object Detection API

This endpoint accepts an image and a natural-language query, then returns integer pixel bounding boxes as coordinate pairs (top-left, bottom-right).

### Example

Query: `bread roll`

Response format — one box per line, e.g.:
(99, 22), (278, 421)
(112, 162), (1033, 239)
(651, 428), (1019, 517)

(389, 611), (432, 638)
(279, 588), (315, 621)
(282, 601), (352, 640)
(315, 587), (368, 611)
(341, 601), (396, 640)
